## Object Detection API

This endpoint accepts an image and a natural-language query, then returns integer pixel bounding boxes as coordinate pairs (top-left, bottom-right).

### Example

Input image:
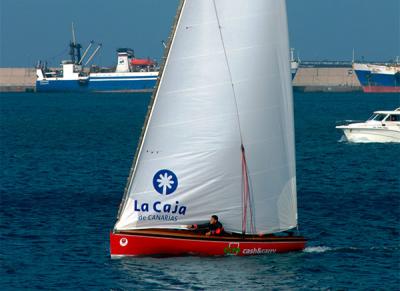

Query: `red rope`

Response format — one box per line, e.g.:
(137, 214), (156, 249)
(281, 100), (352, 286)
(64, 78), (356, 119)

(241, 145), (255, 234)
(241, 147), (247, 234)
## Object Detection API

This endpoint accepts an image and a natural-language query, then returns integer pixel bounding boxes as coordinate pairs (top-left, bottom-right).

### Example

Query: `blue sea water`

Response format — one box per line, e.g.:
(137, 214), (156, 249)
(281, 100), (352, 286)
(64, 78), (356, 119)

(0, 92), (399, 290)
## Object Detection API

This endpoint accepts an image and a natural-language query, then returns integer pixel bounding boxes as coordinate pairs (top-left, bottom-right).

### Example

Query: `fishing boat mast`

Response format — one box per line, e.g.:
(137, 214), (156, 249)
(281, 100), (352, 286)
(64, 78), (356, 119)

(69, 22), (82, 64)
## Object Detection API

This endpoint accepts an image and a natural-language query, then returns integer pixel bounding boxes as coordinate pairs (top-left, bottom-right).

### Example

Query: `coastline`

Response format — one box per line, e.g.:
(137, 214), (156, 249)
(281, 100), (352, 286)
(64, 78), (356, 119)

(0, 66), (363, 93)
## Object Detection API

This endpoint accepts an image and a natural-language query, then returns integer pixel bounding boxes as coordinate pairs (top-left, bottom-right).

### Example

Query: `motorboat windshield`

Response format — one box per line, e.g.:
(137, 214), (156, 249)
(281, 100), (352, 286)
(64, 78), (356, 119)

(367, 109), (400, 122)
(368, 113), (388, 121)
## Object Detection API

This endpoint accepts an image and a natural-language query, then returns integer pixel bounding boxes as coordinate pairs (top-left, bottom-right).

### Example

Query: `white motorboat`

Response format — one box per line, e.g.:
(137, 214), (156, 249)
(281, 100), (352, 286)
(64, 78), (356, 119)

(336, 108), (400, 143)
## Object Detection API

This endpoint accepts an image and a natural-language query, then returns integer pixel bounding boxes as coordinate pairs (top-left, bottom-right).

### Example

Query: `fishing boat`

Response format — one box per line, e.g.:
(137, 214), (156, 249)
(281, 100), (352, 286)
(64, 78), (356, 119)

(336, 108), (400, 143)
(110, 0), (306, 257)
(36, 24), (158, 93)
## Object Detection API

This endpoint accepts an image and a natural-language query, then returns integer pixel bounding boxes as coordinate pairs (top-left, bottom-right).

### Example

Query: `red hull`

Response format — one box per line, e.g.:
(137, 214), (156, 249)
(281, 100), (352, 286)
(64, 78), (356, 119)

(110, 230), (306, 257)
(362, 86), (400, 93)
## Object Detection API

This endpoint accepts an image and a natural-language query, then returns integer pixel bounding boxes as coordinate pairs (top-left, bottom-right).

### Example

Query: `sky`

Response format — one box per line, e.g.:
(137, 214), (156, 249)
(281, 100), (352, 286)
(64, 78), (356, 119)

(0, 0), (399, 67)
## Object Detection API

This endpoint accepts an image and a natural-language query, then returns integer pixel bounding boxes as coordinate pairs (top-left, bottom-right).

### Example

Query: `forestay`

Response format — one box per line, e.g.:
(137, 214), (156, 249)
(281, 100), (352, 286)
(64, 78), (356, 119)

(115, 0), (297, 234)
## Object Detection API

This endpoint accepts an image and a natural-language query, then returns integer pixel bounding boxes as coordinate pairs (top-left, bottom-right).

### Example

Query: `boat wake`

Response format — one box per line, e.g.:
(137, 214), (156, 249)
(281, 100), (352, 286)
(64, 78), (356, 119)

(338, 135), (347, 143)
(304, 246), (359, 253)
(303, 246), (333, 253)
(303, 245), (398, 254)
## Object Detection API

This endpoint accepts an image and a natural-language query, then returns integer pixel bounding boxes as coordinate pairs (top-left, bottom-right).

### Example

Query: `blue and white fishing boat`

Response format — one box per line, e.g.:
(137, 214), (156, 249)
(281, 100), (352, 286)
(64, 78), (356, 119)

(36, 25), (158, 93)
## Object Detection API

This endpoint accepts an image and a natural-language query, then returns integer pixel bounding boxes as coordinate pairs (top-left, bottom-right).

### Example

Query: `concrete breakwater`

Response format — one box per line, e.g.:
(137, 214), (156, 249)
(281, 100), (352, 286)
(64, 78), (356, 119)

(0, 68), (36, 92)
(293, 67), (361, 92)
(0, 67), (362, 92)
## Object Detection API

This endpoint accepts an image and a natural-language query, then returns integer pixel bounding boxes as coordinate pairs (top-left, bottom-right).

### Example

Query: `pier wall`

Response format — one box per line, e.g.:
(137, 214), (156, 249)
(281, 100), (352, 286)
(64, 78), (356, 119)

(293, 67), (361, 92)
(0, 68), (36, 92)
(0, 67), (362, 93)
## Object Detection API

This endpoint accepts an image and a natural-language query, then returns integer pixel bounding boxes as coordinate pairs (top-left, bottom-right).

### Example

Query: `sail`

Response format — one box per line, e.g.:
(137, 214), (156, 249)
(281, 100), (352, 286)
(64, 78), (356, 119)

(115, 0), (297, 234)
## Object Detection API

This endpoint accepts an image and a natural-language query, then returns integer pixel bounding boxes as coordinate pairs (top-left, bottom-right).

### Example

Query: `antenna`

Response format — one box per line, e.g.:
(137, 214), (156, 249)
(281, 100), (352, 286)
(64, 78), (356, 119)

(352, 48), (355, 63)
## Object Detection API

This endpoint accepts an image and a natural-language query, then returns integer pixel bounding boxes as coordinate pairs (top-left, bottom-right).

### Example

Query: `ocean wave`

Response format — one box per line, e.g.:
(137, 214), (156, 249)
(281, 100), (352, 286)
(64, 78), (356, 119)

(303, 246), (359, 253)
(303, 246), (333, 253)
(303, 245), (399, 254)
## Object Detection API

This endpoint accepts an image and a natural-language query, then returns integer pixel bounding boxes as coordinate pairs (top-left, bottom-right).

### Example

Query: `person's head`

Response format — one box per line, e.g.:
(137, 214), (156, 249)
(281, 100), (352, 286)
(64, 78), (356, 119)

(210, 215), (218, 224)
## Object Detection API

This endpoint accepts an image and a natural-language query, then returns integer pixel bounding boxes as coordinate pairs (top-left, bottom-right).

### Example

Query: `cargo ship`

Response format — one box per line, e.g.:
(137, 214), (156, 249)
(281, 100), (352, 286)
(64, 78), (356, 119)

(36, 24), (158, 93)
(353, 62), (400, 93)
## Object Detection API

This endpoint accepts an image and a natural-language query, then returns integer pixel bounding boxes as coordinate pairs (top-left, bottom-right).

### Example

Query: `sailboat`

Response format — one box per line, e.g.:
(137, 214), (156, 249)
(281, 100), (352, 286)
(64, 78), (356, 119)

(110, 0), (306, 257)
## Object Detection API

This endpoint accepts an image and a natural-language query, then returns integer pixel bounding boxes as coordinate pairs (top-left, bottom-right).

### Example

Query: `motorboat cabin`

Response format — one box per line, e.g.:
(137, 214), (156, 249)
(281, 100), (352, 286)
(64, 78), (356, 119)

(336, 108), (400, 143)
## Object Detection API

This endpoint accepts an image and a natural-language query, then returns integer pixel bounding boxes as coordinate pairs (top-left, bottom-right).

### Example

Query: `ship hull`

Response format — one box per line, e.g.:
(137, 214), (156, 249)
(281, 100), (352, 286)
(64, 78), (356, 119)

(362, 86), (400, 93)
(36, 80), (88, 92)
(36, 74), (157, 93)
(339, 128), (400, 143)
(353, 63), (400, 93)
(110, 230), (306, 257)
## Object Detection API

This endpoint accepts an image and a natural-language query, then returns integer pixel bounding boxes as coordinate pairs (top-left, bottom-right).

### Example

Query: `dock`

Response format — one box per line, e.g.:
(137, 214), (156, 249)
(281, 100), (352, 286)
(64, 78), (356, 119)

(293, 67), (361, 92)
(0, 68), (36, 92)
(0, 66), (362, 93)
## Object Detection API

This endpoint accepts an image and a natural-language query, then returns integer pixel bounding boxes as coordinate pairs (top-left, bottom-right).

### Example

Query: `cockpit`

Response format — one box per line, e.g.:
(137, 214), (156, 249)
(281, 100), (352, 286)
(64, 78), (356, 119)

(367, 112), (400, 122)
(367, 113), (387, 121)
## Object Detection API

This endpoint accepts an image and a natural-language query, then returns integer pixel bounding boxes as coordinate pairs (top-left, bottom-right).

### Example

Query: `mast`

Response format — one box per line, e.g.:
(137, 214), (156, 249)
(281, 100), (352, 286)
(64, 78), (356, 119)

(116, 0), (186, 221)
(211, 0), (254, 235)
(72, 22), (77, 46)
(69, 22), (82, 64)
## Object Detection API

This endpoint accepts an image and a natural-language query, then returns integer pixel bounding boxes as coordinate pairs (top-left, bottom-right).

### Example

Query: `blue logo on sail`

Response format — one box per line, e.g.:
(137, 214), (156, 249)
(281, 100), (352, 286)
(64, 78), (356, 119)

(153, 169), (178, 195)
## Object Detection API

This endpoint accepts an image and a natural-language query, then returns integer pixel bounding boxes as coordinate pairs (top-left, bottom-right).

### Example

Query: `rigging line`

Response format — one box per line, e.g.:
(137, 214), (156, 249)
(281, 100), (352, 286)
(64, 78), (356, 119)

(241, 148), (248, 234)
(212, 0), (244, 144)
(212, 0), (254, 234)
(46, 48), (69, 64)
(241, 145), (256, 234)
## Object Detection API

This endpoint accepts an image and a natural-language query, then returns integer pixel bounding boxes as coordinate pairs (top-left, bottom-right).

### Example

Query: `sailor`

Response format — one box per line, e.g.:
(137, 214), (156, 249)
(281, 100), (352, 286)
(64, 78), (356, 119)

(188, 215), (224, 236)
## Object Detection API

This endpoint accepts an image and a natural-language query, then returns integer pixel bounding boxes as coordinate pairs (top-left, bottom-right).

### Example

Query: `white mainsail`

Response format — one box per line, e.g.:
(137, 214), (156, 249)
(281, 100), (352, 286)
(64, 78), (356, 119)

(115, 0), (297, 234)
